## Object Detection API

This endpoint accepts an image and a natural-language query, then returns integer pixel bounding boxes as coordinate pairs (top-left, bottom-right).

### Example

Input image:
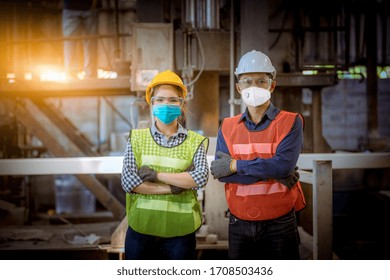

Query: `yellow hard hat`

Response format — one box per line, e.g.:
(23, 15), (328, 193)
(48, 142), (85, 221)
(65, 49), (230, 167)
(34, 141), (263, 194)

(145, 70), (187, 104)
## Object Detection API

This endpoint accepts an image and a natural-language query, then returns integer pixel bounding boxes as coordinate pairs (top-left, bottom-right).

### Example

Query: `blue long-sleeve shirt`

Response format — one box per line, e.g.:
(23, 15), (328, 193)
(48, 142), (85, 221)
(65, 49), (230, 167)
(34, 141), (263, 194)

(215, 103), (303, 184)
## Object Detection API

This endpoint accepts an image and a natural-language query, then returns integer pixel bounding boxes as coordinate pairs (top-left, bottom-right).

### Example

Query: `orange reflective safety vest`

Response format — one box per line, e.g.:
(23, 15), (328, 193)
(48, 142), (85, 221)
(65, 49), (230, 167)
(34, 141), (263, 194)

(221, 110), (306, 221)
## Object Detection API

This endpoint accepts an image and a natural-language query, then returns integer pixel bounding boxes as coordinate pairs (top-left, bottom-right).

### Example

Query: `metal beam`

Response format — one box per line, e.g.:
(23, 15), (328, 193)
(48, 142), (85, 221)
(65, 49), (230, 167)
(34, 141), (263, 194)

(276, 73), (335, 87)
(0, 77), (131, 97)
(1, 153), (389, 175)
(0, 156), (123, 175)
(312, 160), (333, 260)
(297, 152), (390, 170)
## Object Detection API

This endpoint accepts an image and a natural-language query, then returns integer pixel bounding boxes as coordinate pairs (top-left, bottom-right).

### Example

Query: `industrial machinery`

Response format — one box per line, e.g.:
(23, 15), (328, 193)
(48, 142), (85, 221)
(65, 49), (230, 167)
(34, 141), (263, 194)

(0, 0), (389, 260)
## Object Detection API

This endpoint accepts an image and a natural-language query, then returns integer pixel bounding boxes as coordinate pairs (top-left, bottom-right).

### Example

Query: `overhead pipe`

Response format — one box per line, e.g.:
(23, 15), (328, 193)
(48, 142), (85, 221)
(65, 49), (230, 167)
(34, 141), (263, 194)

(185, 0), (195, 27)
(114, 0), (121, 59)
(365, 3), (378, 137)
(379, 8), (387, 66)
(185, 0), (220, 30)
(344, 3), (351, 69)
(206, 0), (220, 30)
(196, 0), (205, 29)
(354, 11), (361, 60)
(229, 0), (235, 117)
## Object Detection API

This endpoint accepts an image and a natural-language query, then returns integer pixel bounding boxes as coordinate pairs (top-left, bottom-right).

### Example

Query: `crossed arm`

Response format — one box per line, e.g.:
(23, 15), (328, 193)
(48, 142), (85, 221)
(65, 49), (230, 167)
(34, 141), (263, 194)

(121, 142), (209, 195)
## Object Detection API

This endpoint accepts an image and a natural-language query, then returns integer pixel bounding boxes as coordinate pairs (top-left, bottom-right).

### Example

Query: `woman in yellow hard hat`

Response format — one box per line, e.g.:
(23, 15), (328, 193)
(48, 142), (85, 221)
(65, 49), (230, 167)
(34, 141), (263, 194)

(121, 70), (209, 260)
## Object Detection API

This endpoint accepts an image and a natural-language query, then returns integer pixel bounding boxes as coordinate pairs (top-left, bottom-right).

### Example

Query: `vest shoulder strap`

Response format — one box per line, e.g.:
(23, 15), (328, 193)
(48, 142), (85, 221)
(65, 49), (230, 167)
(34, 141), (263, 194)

(187, 130), (209, 153)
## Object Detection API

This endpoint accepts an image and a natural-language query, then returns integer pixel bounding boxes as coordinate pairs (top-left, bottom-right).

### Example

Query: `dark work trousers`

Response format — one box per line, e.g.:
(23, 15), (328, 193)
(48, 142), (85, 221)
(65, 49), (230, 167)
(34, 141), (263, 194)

(228, 209), (301, 260)
(125, 226), (196, 260)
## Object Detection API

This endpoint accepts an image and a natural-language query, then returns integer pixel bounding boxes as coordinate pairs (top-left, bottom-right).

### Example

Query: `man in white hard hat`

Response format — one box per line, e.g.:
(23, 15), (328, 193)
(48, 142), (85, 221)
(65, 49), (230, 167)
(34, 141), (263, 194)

(210, 50), (306, 260)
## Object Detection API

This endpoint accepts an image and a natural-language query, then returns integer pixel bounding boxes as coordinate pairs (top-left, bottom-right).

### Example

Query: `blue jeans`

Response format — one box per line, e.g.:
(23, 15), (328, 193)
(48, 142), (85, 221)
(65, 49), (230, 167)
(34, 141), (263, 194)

(62, 9), (98, 77)
(228, 209), (301, 260)
(125, 226), (196, 260)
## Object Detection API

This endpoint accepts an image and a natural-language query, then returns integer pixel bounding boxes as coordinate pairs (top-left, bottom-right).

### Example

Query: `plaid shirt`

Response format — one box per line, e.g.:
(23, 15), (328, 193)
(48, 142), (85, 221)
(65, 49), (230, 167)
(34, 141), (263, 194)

(121, 123), (209, 193)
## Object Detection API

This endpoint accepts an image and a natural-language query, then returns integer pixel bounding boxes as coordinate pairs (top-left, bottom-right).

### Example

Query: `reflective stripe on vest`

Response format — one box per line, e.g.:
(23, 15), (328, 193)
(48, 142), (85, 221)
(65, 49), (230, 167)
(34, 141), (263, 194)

(221, 111), (306, 221)
(235, 182), (285, 196)
(136, 197), (193, 213)
(126, 128), (208, 237)
(232, 143), (277, 155)
(141, 155), (190, 170)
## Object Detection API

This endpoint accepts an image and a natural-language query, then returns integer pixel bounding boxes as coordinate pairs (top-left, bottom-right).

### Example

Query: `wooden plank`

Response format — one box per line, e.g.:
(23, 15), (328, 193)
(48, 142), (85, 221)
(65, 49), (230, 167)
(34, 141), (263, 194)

(110, 217), (127, 248)
(1, 98), (125, 220)
(2, 98), (68, 156)
(196, 240), (228, 250)
(30, 98), (98, 156)
(74, 174), (125, 220)
(0, 199), (16, 210)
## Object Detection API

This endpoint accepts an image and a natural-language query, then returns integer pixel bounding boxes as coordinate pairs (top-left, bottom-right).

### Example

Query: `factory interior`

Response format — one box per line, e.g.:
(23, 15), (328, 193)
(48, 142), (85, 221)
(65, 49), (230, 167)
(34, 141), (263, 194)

(0, 0), (389, 261)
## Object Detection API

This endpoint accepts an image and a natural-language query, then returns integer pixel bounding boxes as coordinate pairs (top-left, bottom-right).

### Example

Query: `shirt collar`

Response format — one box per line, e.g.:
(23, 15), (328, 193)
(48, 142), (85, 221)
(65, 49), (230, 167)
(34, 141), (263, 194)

(239, 103), (278, 123)
(151, 121), (188, 137)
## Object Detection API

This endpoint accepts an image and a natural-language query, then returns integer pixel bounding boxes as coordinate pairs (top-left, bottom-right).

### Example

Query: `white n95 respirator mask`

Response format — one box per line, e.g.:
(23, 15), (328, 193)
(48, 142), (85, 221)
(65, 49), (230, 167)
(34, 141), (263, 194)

(241, 87), (271, 107)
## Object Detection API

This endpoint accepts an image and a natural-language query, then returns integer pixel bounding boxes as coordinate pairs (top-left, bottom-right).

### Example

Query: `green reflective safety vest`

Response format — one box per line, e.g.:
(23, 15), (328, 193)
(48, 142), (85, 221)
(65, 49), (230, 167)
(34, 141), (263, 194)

(126, 128), (209, 237)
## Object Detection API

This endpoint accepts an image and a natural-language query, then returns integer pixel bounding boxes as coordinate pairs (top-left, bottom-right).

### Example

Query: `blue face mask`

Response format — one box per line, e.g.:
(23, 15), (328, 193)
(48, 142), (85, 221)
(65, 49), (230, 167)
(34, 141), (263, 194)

(152, 104), (181, 124)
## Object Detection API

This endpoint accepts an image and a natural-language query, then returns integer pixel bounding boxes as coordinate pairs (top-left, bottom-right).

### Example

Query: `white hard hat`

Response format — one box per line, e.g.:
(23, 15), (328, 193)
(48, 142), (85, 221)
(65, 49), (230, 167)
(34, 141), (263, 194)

(235, 50), (276, 79)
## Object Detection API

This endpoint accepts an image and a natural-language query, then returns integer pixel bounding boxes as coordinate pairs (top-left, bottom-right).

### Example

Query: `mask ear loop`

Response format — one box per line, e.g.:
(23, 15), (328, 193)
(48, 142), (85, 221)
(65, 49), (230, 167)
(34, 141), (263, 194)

(268, 78), (275, 93)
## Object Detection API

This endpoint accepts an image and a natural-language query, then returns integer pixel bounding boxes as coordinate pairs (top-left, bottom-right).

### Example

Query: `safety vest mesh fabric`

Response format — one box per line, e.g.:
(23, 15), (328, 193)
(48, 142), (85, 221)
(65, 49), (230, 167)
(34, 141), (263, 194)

(126, 128), (208, 237)
(221, 110), (306, 221)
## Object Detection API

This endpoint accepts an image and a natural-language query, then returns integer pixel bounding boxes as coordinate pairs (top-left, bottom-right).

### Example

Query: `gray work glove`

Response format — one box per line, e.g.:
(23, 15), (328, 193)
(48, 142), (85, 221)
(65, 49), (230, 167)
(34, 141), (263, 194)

(170, 185), (186, 194)
(138, 165), (158, 183)
(210, 151), (235, 179)
(276, 166), (300, 189)
(169, 164), (193, 194)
